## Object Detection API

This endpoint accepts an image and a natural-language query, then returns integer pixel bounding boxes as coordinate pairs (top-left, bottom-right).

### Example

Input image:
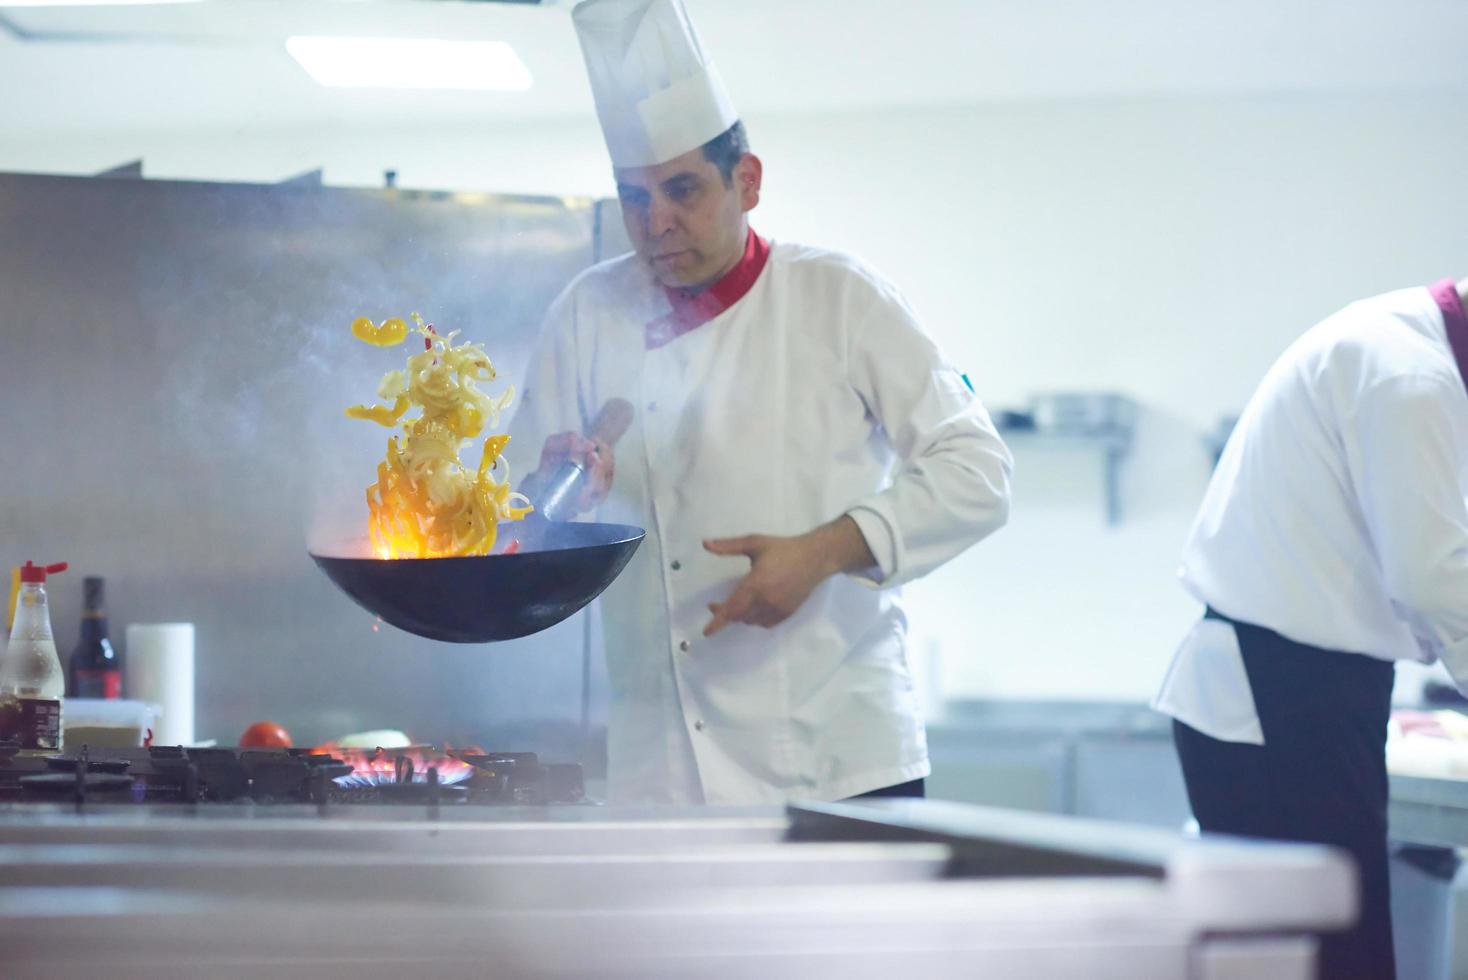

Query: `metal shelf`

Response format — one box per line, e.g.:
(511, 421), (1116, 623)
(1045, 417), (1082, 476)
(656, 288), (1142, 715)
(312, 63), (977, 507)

(997, 425), (1134, 525)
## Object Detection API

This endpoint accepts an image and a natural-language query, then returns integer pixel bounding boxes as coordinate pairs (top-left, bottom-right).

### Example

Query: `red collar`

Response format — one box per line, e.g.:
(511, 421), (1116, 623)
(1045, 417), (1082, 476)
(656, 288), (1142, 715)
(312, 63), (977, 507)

(1429, 278), (1468, 390)
(646, 228), (770, 350)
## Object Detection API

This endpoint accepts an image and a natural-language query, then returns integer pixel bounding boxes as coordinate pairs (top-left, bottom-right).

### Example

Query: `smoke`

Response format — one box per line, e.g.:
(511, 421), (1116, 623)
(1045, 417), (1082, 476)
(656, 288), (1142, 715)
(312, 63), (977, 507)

(125, 180), (585, 562)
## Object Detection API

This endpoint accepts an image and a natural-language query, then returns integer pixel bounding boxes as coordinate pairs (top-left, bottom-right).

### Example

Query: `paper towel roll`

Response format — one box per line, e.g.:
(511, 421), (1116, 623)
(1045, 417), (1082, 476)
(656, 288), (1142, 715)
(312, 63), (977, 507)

(124, 623), (194, 746)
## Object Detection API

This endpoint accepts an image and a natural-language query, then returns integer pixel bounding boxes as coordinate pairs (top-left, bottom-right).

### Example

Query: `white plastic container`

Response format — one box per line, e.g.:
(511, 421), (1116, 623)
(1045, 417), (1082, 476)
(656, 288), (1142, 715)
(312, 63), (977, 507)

(63, 698), (160, 748)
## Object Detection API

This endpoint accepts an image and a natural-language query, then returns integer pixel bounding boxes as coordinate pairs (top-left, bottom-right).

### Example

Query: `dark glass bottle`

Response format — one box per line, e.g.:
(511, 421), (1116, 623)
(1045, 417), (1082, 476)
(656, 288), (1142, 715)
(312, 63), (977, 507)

(69, 577), (120, 699)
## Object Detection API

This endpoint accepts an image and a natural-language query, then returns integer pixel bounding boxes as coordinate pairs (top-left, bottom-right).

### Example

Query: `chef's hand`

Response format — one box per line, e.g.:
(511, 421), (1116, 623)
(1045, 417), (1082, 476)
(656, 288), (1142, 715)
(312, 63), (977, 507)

(536, 431), (615, 515)
(702, 515), (876, 636)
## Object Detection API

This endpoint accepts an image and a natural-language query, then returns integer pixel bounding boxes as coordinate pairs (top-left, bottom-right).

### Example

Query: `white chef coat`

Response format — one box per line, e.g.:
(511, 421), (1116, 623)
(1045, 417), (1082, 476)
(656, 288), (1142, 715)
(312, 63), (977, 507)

(506, 240), (1012, 803)
(1154, 284), (1468, 744)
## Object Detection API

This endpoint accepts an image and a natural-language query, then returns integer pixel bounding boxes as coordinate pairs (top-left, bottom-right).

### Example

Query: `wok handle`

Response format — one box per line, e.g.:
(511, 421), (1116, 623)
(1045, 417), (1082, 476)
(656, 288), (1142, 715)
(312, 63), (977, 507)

(587, 398), (634, 446)
(528, 399), (634, 522)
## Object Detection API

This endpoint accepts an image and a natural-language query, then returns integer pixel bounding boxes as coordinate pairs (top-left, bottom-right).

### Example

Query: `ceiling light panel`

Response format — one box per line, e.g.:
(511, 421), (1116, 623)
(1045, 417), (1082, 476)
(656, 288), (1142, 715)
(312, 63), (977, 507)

(286, 36), (533, 91)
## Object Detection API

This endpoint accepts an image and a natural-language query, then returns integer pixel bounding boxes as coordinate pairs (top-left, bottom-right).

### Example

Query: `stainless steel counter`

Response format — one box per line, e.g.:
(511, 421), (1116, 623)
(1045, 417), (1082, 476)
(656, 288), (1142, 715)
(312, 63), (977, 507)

(1391, 773), (1468, 849)
(0, 798), (1351, 979)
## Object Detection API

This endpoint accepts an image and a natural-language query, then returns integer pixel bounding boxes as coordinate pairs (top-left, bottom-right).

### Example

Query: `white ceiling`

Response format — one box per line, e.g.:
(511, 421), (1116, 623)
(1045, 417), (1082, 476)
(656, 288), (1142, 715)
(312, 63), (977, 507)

(3, 0), (1467, 139)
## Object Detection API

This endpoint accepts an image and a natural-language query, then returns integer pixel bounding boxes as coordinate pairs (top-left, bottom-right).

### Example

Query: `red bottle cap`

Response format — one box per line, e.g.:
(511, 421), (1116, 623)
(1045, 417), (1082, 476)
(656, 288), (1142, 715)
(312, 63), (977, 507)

(18, 561), (68, 584)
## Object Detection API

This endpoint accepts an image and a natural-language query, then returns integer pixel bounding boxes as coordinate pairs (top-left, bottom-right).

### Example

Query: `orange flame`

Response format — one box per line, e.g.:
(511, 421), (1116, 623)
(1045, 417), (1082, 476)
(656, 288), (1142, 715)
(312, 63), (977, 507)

(311, 741), (477, 785)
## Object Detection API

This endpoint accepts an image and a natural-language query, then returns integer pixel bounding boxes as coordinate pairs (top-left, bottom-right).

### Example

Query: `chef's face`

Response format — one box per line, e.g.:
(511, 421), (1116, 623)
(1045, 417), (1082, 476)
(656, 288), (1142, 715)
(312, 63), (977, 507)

(615, 148), (762, 289)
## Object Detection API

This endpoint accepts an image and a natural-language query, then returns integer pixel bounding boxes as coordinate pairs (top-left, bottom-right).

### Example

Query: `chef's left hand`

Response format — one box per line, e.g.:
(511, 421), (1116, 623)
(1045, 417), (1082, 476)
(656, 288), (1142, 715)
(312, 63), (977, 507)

(702, 531), (834, 636)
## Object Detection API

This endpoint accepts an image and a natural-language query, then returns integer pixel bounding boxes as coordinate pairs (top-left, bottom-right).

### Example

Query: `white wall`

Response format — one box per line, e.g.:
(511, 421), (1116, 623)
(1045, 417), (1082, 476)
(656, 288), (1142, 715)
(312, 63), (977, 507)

(9, 90), (1466, 701)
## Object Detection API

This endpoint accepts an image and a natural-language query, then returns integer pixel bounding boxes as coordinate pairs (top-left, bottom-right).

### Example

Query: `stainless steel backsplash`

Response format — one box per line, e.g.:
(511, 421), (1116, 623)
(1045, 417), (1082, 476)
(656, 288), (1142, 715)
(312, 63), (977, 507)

(0, 170), (627, 755)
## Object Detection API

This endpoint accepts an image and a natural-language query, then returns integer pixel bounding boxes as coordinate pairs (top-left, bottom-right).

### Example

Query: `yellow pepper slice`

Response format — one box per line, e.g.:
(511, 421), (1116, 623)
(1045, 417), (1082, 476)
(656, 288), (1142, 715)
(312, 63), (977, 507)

(351, 316), (408, 347)
(477, 434), (511, 481)
(345, 395), (410, 427)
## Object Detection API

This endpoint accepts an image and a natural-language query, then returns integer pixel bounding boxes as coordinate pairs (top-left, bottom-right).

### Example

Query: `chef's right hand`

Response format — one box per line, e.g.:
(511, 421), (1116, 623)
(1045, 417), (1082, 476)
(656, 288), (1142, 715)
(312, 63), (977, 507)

(537, 431), (615, 515)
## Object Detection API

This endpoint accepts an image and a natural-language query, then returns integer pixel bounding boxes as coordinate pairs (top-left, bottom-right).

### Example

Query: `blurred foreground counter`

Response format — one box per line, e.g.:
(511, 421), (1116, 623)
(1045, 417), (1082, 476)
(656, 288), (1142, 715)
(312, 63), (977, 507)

(0, 798), (1349, 979)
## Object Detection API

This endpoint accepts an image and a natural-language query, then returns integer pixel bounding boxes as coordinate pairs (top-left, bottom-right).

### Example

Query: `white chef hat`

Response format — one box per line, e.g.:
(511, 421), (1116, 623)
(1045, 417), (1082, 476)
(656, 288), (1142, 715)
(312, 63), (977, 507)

(572, 0), (739, 169)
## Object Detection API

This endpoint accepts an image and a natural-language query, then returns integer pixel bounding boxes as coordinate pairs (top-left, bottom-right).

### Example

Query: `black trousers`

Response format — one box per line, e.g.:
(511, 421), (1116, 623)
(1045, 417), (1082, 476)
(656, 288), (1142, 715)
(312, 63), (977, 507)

(1172, 611), (1396, 980)
(850, 777), (926, 799)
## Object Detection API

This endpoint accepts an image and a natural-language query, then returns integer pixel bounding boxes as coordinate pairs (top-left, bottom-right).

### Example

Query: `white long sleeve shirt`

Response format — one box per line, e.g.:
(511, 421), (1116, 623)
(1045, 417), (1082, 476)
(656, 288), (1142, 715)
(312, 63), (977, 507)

(507, 240), (1012, 802)
(1155, 283), (1468, 744)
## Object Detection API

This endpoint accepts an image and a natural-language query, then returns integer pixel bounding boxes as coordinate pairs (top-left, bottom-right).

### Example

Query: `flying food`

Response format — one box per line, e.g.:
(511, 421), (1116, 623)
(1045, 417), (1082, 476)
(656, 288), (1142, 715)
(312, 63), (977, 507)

(346, 313), (531, 558)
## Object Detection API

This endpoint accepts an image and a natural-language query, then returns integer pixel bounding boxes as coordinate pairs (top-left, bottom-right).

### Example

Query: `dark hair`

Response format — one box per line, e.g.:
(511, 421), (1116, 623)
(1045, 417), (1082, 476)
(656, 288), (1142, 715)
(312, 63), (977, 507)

(701, 121), (750, 185)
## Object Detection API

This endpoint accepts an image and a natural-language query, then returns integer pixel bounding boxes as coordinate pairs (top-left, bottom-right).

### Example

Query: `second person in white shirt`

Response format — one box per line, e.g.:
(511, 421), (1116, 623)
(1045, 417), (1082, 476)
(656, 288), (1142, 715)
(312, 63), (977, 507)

(1154, 277), (1468, 980)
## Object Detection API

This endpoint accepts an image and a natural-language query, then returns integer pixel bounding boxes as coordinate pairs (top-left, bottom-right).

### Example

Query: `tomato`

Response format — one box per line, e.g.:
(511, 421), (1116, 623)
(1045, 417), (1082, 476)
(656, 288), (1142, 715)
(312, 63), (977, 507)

(240, 721), (292, 749)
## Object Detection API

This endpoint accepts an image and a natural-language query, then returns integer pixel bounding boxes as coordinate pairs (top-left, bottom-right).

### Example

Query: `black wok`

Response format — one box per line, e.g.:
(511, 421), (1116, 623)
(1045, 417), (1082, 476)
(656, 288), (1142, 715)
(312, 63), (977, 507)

(310, 521), (644, 643)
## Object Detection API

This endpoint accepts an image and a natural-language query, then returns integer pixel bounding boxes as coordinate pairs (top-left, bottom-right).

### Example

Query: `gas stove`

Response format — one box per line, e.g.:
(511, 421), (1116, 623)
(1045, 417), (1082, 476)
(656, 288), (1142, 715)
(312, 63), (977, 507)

(0, 743), (586, 808)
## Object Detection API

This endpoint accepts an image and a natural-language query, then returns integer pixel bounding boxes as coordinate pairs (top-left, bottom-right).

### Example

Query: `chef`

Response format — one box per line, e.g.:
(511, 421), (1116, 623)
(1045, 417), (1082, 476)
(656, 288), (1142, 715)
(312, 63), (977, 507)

(1154, 279), (1468, 980)
(505, 0), (1012, 805)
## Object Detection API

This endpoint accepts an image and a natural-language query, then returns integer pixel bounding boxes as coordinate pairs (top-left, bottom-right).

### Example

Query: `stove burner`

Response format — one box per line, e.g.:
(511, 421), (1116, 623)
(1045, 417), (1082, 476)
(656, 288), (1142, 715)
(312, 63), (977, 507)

(0, 745), (587, 808)
(335, 772), (469, 806)
(45, 756), (130, 774)
(453, 754), (586, 806)
(20, 771), (135, 796)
